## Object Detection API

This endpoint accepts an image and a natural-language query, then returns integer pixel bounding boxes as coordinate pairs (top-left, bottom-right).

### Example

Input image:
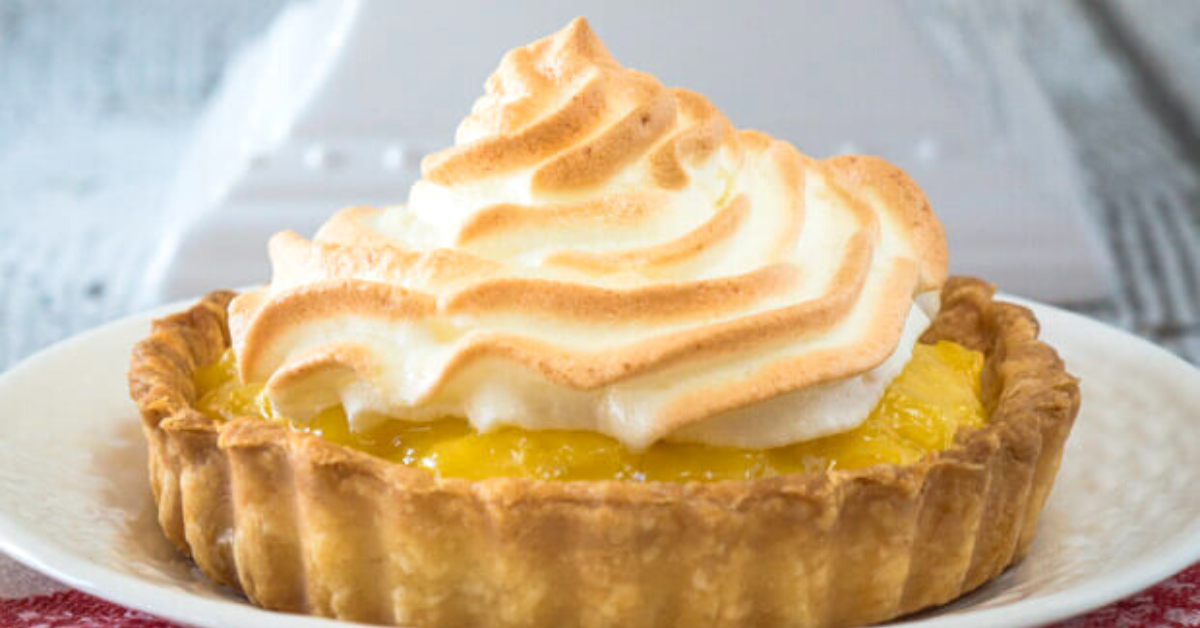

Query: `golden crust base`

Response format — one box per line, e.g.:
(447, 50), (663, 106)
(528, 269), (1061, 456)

(128, 277), (1079, 628)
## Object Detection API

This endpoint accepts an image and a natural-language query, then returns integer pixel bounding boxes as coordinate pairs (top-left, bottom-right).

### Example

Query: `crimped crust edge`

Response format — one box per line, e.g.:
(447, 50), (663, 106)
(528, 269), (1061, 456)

(128, 277), (1080, 628)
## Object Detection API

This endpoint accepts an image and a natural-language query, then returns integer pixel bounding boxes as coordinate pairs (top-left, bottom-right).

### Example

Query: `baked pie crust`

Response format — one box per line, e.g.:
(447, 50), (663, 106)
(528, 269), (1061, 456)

(129, 277), (1079, 627)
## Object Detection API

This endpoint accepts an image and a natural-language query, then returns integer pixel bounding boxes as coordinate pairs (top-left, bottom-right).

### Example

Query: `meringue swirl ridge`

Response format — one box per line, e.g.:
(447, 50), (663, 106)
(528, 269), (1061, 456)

(228, 17), (948, 449)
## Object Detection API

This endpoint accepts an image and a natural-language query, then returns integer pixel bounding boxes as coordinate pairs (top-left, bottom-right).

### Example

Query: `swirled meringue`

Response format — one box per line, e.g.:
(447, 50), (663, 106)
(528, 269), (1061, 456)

(227, 17), (948, 449)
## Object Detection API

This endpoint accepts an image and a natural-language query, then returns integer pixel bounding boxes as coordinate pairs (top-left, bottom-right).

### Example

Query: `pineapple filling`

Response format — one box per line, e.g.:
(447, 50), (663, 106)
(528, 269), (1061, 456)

(195, 341), (985, 481)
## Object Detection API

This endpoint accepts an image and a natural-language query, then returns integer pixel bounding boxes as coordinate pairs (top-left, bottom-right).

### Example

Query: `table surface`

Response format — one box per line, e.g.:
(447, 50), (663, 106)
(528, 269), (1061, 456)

(0, 1), (1197, 626)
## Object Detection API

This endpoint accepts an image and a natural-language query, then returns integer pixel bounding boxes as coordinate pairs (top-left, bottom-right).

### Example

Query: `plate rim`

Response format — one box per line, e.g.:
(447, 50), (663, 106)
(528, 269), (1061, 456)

(0, 296), (1197, 628)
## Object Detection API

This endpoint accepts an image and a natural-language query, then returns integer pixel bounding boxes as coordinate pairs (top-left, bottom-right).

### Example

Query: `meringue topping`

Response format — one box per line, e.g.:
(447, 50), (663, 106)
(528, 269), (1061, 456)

(227, 17), (948, 449)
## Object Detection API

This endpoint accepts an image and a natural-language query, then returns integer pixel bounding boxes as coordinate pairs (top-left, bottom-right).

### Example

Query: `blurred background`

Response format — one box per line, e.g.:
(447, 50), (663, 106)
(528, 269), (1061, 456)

(0, 0), (1197, 371)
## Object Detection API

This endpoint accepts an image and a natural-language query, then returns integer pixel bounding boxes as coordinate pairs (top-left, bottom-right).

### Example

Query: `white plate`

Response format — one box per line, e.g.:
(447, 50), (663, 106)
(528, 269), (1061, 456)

(0, 297), (1197, 628)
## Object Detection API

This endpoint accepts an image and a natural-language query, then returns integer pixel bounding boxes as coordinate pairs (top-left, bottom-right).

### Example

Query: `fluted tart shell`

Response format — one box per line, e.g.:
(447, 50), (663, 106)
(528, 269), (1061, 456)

(128, 276), (1079, 628)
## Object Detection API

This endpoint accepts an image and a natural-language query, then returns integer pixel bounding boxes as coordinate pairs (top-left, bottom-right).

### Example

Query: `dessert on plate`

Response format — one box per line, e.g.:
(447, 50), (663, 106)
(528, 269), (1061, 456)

(129, 17), (1080, 628)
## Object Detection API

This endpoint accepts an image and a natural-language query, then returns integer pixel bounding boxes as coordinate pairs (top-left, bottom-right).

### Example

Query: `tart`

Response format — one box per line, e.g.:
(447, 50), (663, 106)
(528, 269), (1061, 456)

(128, 18), (1079, 628)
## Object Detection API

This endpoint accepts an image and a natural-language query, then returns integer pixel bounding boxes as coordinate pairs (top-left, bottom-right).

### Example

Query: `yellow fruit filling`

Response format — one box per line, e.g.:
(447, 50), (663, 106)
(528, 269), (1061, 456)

(195, 341), (985, 481)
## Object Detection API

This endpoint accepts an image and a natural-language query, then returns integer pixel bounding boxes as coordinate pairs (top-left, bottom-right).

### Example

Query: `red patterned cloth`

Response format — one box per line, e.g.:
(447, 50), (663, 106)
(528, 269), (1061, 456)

(1, 563), (1197, 627)
(1051, 563), (1200, 628)
(0, 590), (175, 628)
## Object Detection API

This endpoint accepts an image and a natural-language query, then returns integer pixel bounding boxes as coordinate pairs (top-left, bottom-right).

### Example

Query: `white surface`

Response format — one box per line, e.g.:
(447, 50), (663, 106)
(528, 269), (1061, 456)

(0, 299), (1196, 628)
(147, 0), (1112, 305)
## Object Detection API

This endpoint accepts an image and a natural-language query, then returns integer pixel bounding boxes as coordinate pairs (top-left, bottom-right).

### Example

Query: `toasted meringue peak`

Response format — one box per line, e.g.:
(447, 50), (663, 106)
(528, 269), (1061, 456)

(228, 18), (948, 449)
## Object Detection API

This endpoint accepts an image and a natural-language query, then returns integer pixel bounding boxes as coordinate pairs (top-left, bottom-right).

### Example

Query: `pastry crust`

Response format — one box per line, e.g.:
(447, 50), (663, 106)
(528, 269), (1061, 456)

(129, 277), (1079, 628)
